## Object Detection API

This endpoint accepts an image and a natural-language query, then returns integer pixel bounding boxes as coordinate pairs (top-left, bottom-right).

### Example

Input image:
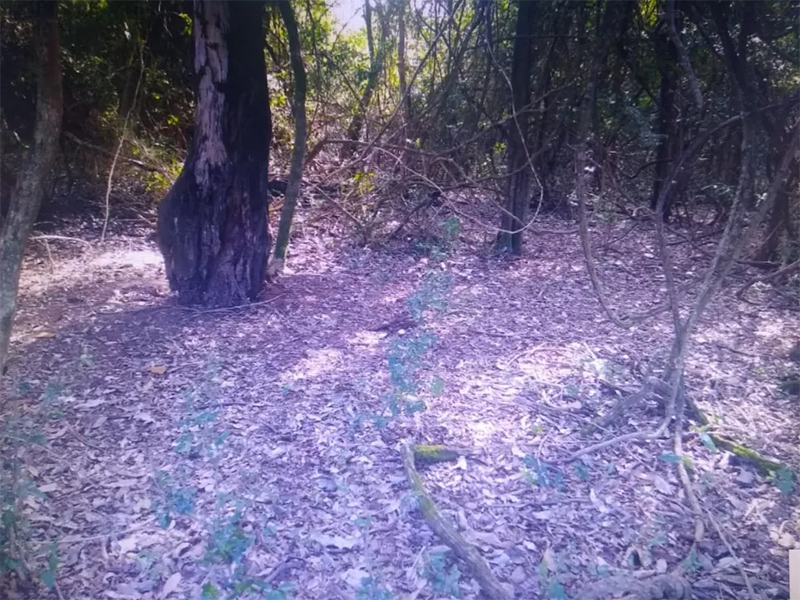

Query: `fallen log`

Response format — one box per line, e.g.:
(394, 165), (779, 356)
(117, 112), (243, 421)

(400, 442), (513, 600)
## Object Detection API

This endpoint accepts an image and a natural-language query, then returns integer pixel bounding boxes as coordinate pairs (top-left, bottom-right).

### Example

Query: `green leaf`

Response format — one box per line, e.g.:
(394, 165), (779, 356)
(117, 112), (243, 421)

(202, 583), (220, 599)
(698, 432), (717, 451)
(548, 580), (567, 600)
(41, 569), (56, 589)
(659, 452), (680, 463)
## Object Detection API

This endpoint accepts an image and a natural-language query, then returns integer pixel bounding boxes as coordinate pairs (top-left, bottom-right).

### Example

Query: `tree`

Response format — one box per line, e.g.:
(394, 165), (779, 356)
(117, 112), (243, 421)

(339, 0), (388, 161)
(157, 0), (272, 307)
(270, 0), (307, 276)
(0, 1), (62, 376)
(496, 0), (537, 255)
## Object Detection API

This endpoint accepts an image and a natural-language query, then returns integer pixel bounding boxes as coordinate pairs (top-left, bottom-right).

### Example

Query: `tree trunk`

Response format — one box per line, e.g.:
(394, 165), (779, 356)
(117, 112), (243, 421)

(270, 0), (307, 276)
(496, 0), (537, 255)
(340, 0), (387, 161)
(651, 32), (678, 219)
(157, 0), (272, 307)
(0, 1), (62, 377)
(397, 0), (410, 125)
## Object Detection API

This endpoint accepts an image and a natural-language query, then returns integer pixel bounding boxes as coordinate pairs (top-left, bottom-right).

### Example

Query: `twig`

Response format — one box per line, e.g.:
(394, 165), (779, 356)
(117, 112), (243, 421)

(705, 506), (757, 600)
(567, 428), (655, 462)
(101, 43), (145, 242)
(262, 557), (305, 585)
(30, 235), (93, 248)
(67, 423), (104, 451)
(177, 294), (287, 314)
(63, 132), (169, 176)
(56, 520), (153, 545)
(100, 294), (286, 317)
(736, 258), (800, 298)
(673, 393), (704, 542)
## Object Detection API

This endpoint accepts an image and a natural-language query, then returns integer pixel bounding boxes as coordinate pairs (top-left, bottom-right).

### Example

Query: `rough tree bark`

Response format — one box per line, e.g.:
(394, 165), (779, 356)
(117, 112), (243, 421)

(269, 0), (307, 277)
(157, 0), (272, 307)
(0, 1), (62, 377)
(496, 0), (537, 255)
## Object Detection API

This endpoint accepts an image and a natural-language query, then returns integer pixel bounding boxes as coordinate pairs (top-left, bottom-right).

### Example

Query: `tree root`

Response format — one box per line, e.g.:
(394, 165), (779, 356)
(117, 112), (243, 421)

(400, 443), (513, 600)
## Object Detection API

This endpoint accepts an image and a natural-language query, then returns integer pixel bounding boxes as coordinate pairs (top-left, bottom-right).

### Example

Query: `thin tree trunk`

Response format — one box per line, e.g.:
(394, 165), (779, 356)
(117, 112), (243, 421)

(270, 0), (307, 276)
(397, 0), (410, 125)
(666, 0), (702, 111)
(0, 1), (62, 377)
(157, 0), (272, 307)
(575, 2), (629, 328)
(496, 0), (537, 255)
(756, 125), (799, 262)
(651, 32), (677, 219)
(340, 0), (387, 161)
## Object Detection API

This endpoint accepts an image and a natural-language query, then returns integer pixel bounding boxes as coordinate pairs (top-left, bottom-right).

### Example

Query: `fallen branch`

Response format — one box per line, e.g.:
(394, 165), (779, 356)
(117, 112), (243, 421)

(412, 444), (473, 465)
(400, 442), (512, 600)
(30, 234), (92, 248)
(736, 258), (800, 298)
(705, 506), (757, 600)
(63, 132), (170, 176)
(710, 434), (787, 476)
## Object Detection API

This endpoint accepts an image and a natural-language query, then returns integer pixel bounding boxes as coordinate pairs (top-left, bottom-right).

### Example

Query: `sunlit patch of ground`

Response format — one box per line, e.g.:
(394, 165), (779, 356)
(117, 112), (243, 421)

(2, 215), (797, 599)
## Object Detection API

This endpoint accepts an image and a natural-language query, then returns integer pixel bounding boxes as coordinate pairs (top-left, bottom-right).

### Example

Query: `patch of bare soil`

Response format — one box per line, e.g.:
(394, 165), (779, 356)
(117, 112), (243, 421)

(2, 213), (798, 600)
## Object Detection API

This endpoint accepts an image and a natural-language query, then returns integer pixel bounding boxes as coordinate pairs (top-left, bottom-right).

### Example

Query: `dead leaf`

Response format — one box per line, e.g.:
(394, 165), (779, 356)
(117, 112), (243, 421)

(161, 572), (181, 598)
(149, 365), (167, 375)
(118, 535), (138, 553)
(34, 331), (55, 339)
(310, 531), (360, 549)
(472, 530), (504, 548)
(79, 398), (106, 408)
(105, 584), (141, 599)
(652, 475), (674, 495)
(542, 547), (557, 572)
(342, 568), (370, 588)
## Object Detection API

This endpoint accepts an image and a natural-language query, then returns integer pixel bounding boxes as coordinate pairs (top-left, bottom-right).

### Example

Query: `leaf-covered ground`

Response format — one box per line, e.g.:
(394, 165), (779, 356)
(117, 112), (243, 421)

(2, 211), (798, 600)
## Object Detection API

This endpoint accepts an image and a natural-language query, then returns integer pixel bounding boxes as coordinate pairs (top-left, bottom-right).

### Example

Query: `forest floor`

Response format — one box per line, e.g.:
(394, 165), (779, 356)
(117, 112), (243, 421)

(2, 203), (799, 600)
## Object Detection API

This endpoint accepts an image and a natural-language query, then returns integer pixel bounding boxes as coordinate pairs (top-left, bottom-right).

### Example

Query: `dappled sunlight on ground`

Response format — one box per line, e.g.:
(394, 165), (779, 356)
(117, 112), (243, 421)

(2, 216), (798, 599)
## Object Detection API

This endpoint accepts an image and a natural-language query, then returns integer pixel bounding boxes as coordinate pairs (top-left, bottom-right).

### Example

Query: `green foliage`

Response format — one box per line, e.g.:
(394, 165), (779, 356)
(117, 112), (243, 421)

(536, 553), (567, 600)
(681, 546), (702, 573)
(356, 576), (393, 600)
(144, 361), (295, 598)
(152, 470), (197, 527)
(523, 456), (563, 490)
(412, 218), (462, 260)
(0, 395), (62, 590)
(422, 551), (461, 597)
(406, 272), (452, 323)
(573, 461), (590, 482)
(352, 269), (451, 434)
(770, 467), (795, 496)
(204, 510), (251, 565)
